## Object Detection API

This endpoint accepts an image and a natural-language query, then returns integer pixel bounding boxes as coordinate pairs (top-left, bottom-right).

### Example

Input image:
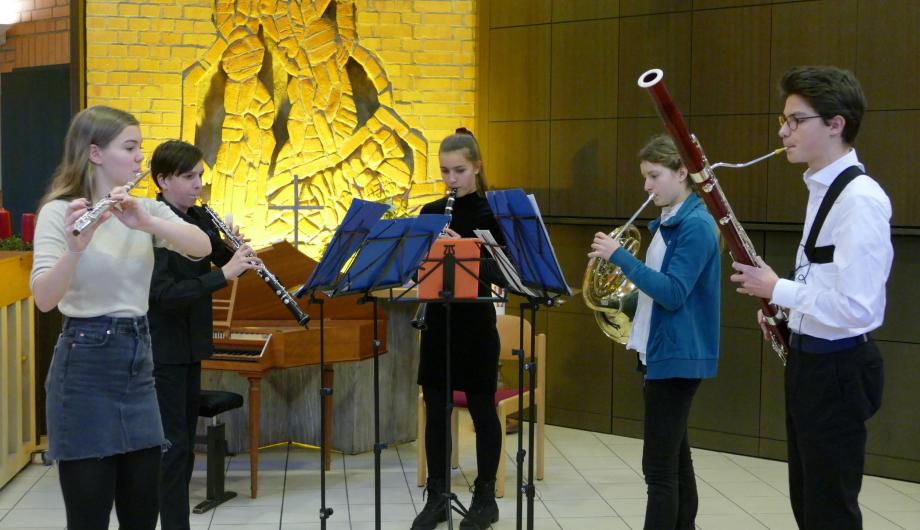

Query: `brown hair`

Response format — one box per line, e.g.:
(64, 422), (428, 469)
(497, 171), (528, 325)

(780, 65), (866, 145)
(151, 140), (204, 189)
(638, 134), (690, 189)
(40, 106), (139, 207)
(439, 127), (487, 194)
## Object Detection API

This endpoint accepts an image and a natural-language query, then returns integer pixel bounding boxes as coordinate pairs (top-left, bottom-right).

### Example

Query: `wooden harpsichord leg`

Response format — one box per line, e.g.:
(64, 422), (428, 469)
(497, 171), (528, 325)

(247, 374), (261, 498)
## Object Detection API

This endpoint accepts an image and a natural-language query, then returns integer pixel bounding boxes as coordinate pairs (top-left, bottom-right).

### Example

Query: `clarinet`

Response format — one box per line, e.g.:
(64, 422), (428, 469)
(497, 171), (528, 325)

(639, 68), (790, 364)
(72, 170), (150, 236)
(201, 204), (310, 327)
(412, 188), (458, 331)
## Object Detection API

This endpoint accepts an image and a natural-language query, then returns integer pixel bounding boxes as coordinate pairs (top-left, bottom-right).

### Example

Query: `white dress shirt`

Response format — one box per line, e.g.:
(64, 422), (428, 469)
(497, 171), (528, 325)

(627, 199), (685, 364)
(771, 149), (892, 340)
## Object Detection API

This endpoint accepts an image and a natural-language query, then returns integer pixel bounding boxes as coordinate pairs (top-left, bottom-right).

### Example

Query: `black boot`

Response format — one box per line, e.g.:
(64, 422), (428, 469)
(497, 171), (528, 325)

(411, 477), (448, 530)
(459, 478), (499, 529)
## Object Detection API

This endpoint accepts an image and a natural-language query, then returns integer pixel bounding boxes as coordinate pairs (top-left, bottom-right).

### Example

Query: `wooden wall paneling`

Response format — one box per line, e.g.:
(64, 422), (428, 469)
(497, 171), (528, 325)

(615, 117), (670, 219)
(695, 0), (795, 10)
(485, 121), (551, 207)
(865, 341), (920, 469)
(689, 114), (770, 222)
(718, 233), (765, 330)
(550, 18), (619, 120)
(857, 0), (920, 111)
(551, 0), (619, 23)
(758, 231), (801, 442)
(874, 236), (920, 344)
(689, 326), (763, 439)
(545, 311), (614, 433)
(490, 0), (552, 28)
(548, 119), (618, 217)
(611, 341), (645, 426)
(758, 338), (786, 444)
(769, 0), (858, 113)
(617, 12), (692, 119)
(488, 25), (551, 122)
(690, 6), (771, 116)
(854, 110), (920, 228)
(619, 0), (691, 18)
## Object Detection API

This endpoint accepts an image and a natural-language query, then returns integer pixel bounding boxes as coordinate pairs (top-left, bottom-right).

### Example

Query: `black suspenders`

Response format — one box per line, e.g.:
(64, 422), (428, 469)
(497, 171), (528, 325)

(802, 165), (864, 265)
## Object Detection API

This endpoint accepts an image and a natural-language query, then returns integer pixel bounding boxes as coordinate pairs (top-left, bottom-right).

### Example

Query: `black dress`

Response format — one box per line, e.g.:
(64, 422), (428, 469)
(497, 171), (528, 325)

(417, 192), (506, 394)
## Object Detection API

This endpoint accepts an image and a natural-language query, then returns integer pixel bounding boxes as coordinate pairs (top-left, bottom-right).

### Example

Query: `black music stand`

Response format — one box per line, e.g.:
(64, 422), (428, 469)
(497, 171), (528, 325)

(387, 234), (507, 529)
(328, 214), (447, 530)
(294, 199), (390, 529)
(487, 188), (571, 530)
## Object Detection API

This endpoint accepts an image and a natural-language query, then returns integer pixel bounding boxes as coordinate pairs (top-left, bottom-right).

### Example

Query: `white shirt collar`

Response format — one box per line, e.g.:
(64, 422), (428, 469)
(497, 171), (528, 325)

(803, 149), (864, 190)
(660, 198), (686, 224)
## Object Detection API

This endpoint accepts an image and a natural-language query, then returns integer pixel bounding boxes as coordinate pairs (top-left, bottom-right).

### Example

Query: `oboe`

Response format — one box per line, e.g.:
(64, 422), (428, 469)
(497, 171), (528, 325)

(201, 204), (310, 327)
(412, 188), (458, 331)
(72, 170), (150, 236)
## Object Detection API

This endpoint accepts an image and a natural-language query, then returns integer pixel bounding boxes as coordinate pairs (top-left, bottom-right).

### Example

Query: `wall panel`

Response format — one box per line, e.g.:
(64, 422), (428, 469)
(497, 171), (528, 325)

(485, 121), (551, 206)
(857, 0), (920, 111)
(617, 12), (691, 119)
(488, 25), (551, 122)
(551, 19), (619, 120)
(552, 0), (619, 22)
(548, 119), (618, 217)
(690, 6), (771, 116)
(769, 0), (858, 113)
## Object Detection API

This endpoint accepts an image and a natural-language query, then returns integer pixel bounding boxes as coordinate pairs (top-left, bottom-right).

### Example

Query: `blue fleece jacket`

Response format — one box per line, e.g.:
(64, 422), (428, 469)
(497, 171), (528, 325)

(609, 193), (721, 380)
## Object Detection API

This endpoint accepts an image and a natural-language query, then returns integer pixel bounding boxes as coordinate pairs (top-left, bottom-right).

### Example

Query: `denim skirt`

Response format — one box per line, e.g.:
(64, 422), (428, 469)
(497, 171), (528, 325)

(45, 315), (167, 461)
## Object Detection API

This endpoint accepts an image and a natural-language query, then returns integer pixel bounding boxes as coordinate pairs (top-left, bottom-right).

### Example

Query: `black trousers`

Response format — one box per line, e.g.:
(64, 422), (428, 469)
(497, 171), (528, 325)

(785, 340), (884, 530)
(423, 385), (502, 483)
(58, 446), (161, 530)
(154, 362), (202, 530)
(642, 377), (701, 530)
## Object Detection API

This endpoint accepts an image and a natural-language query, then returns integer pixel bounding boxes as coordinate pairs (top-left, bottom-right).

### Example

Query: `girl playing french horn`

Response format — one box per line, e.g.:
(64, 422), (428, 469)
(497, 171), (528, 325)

(589, 134), (721, 530)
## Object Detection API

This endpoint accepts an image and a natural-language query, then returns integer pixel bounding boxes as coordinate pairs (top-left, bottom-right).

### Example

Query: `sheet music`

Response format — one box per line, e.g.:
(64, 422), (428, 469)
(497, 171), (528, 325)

(474, 229), (541, 298)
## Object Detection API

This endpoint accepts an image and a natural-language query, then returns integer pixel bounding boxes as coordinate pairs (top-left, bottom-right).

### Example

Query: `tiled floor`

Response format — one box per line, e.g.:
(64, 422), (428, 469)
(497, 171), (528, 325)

(2, 412), (919, 529)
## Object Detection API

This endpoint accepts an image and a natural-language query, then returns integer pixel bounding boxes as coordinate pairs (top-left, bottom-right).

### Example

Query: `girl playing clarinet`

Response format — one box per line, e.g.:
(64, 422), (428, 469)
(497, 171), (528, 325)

(412, 128), (506, 530)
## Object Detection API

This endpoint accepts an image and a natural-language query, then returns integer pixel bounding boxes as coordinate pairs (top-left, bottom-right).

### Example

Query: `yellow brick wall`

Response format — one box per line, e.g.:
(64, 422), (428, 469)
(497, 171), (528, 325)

(85, 0), (477, 209)
(0, 0), (70, 73)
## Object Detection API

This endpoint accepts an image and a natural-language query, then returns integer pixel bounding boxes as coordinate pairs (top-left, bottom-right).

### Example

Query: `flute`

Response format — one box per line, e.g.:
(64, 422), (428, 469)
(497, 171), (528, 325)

(201, 204), (311, 327)
(72, 170), (150, 236)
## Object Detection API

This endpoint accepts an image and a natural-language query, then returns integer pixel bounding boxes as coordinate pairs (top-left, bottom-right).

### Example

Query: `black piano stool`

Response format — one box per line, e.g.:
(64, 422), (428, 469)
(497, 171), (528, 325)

(194, 390), (244, 513)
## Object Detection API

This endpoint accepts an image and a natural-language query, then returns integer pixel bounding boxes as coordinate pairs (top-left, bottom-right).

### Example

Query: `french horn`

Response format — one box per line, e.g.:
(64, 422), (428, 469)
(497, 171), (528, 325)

(582, 194), (656, 343)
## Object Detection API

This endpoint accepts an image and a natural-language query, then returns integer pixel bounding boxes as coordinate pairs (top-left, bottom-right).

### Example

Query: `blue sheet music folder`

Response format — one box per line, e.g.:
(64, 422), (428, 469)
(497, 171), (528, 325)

(333, 213), (448, 295)
(487, 188), (570, 296)
(296, 199), (390, 297)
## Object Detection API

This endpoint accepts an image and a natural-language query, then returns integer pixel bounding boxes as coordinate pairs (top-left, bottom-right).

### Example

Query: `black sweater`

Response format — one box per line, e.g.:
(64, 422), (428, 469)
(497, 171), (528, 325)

(417, 191), (506, 394)
(147, 196), (234, 364)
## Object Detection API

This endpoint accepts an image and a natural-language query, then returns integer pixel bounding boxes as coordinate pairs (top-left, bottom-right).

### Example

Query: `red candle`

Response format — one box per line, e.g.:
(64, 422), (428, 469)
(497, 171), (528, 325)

(0, 208), (11, 239)
(21, 213), (36, 244)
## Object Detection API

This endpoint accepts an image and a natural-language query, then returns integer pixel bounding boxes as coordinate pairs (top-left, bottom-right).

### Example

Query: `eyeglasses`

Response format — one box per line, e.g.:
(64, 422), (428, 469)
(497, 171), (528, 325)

(778, 114), (823, 130)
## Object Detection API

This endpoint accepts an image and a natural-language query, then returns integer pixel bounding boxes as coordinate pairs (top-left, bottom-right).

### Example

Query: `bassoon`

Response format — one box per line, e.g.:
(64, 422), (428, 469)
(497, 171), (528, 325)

(638, 68), (790, 364)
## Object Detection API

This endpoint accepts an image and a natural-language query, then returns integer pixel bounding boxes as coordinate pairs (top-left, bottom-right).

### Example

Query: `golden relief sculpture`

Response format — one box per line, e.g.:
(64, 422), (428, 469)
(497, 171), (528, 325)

(181, 0), (427, 258)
